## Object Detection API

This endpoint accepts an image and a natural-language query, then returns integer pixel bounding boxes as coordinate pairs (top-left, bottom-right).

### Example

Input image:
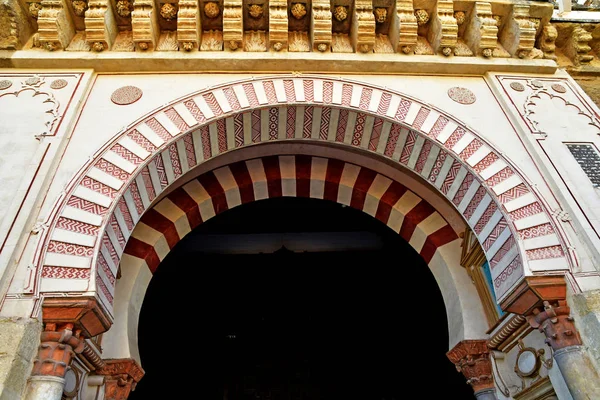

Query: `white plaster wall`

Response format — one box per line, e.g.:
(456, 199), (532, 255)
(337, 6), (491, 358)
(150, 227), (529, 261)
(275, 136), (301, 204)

(429, 239), (488, 349)
(53, 72), (574, 279)
(101, 254), (152, 364)
(48, 73), (560, 246)
(2, 70), (594, 314)
(485, 71), (600, 291)
(0, 71), (93, 315)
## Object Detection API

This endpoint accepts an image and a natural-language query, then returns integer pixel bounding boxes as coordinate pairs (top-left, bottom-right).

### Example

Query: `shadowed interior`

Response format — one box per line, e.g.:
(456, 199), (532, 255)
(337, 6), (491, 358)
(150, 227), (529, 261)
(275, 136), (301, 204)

(130, 197), (473, 399)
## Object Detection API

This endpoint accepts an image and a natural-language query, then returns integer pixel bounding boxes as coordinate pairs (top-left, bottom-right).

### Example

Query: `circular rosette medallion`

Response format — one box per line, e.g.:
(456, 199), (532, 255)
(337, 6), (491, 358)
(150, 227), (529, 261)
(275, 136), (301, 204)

(111, 86), (143, 105)
(447, 87), (476, 105)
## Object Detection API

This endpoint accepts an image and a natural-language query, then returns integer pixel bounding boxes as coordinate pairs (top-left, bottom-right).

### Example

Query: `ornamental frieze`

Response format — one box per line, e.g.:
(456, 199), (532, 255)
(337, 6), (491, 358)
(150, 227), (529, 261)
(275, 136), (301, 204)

(0, 0), (596, 68)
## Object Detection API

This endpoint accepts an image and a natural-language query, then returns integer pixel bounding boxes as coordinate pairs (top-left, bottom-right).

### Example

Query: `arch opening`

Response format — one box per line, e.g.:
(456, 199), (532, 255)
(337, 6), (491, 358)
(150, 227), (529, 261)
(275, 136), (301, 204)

(33, 76), (573, 363)
(129, 196), (475, 399)
(101, 153), (489, 372)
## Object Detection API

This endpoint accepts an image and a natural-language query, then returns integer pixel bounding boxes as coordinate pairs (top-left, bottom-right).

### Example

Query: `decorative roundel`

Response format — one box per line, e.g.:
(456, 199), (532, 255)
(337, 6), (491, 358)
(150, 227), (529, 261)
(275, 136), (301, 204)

(50, 79), (68, 90)
(551, 84), (567, 94)
(510, 82), (525, 92)
(514, 340), (542, 378)
(447, 87), (476, 105)
(24, 77), (41, 86)
(0, 80), (12, 90)
(63, 367), (80, 398)
(531, 79), (544, 89)
(110, 86), (143, 105)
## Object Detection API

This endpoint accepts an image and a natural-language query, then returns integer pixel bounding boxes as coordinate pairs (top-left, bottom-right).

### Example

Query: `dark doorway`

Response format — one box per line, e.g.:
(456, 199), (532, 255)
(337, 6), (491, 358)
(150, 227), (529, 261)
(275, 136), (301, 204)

(129, 197), (474, 399)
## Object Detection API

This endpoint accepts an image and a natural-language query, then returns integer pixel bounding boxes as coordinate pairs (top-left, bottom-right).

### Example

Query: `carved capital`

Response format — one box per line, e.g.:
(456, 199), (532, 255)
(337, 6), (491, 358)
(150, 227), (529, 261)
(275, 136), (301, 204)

(31, 323), (85, 378)
(97, 359), (145, 400)
(447, 340), (494, 394)
(42, 296), (112, 338)
(527, 300), (582, 351)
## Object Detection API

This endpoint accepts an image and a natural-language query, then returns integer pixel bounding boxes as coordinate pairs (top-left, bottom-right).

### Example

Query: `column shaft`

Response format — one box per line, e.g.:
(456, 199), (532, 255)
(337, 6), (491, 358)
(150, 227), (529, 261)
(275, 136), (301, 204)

(529, 301), (600, 400)
(24, 376), (65, 400)
(553, 345), (600, 400)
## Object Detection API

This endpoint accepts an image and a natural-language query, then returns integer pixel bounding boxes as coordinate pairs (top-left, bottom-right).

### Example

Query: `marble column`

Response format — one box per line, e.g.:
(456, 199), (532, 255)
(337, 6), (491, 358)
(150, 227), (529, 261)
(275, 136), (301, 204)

(447, 340), (498, 399)
(24, 323), (85, 400)
(528, 300), (600, 400)
(97, 359), (145, 400)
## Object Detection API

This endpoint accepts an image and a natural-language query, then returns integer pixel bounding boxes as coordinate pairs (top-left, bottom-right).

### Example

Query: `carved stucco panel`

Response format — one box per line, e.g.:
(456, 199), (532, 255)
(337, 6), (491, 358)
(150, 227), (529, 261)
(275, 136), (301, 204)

(496, 74), (600, 280)
(0, 73), (83, 295)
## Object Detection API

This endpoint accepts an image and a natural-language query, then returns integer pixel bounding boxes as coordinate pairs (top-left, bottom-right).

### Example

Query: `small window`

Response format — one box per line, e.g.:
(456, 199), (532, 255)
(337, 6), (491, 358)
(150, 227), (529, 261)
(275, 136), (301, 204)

(460, 230), (504, 327)
(566, 143), (600, 188)
(482, 261), (504, 318)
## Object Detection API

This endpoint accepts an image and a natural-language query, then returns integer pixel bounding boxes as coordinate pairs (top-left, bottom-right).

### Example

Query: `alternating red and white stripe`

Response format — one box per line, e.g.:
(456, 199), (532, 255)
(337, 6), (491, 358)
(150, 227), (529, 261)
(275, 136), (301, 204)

(122, 156), (459, 273)
(39, 77), (570, 312)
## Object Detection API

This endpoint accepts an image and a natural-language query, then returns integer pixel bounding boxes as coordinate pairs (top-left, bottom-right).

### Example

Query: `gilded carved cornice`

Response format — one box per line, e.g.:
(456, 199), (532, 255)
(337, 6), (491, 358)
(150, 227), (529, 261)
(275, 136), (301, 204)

(1, 0), (600, 76)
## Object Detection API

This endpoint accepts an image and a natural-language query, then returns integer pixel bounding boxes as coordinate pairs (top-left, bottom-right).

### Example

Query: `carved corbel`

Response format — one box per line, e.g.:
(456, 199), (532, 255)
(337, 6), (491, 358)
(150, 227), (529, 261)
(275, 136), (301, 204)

(463, 2), (497, 57)
(427, 0), (458, 56)
(0, 0), (34, 50)
(499, 4), (535, 58)
(500, 275), (566, 316)
(223, 0), (243, 51)
(389, 0), (417, 54)
(352, 0), (375, 53)
(42, 297), (112, 338)
(538, 23), (557, 60)
(269, 0), (288, 51)
(177, 0), (201, 51)
(131, 0), (159, 51)
(311, 0), (331, 52)
(84, 0), (118, 51)
(38, 0), (76, 50)
(564, 25), (594, 65)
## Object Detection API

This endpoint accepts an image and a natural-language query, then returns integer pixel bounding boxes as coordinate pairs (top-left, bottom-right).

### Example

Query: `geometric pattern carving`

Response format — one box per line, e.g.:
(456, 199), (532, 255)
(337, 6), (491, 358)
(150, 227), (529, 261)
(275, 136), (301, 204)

(41, 266), (91, 279)
(566, 143), (600, 187)
(448, 87), (476, 105)
(110, 86), (143, 105)
(38, 76), (570, 316)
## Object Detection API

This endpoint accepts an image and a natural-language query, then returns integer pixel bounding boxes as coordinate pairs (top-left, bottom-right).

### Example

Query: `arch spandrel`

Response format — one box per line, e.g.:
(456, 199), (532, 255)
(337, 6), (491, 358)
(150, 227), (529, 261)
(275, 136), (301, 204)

(35, 75), (572, 320)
